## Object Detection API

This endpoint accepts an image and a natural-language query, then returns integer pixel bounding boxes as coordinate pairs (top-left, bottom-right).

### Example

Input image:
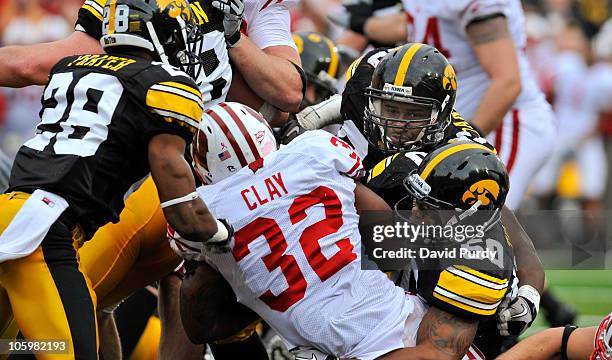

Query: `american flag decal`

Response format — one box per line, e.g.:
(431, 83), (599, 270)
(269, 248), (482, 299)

(42, 197), (55, 207)
(218, 150), (231, 161)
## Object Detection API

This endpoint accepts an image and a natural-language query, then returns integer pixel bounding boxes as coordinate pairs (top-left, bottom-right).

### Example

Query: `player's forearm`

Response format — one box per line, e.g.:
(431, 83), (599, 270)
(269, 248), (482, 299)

(0, 31), (102, 87)
(470, 74), (521, 134)
(496, 327), (564, 360)
(501, 206), (545, 293)
(364, 13), (407, 45)
(229, 35), (303, 113)
(148, 136), (218, 242)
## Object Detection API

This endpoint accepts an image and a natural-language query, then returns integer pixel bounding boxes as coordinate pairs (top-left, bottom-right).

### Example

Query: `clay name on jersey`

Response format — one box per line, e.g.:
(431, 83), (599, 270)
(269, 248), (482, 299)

(240, 172), (288, 211)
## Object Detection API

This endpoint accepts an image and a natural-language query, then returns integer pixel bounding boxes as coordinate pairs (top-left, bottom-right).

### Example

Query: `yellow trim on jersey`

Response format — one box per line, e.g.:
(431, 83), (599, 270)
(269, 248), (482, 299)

(82, 4), (103, 21)
(324, 37), (339, 78)
(159, 81), (202, 98)
(394, 44), (424, 86)
(454, 265), (508, 285)
(368, 153), (399, 182)
(108, 0), (117, 34)
(92, 0), (106, 6)
(146, 86), (203, 126)
(345, 55), (363, 82)
(433, 291), (498, 316)
(438, 269), (507, 305)
(420, 143), (493, 180)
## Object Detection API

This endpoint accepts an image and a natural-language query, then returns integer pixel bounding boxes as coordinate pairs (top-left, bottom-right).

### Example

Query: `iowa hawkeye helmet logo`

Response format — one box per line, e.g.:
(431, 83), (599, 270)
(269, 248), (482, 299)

(442, 64), (457, 91)
(156, 0), (192, 21)
(461, 179), (500, 206)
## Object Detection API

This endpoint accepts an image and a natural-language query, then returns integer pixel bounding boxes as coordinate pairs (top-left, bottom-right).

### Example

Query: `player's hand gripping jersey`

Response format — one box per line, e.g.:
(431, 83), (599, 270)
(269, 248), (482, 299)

(8, 54), (203, 238)
(77, 0), (231, 106)
(340, 48), (490, 170)
(192, 130), (416, 358)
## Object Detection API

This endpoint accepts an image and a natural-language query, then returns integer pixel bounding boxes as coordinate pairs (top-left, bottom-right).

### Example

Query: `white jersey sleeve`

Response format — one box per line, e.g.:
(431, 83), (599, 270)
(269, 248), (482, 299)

(291, 130), (365, 179)
(457, 0), (511, 34)
(244, 0), (298, 50)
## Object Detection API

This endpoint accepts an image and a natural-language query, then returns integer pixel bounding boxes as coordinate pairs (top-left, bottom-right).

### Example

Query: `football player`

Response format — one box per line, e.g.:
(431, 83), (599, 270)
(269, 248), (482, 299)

(363, 0), (555, 212)
(171, 101), (486, 360)
(297, 43), (544, 356)
(367, 143), (525, 358)
(0, 1), (231, 358)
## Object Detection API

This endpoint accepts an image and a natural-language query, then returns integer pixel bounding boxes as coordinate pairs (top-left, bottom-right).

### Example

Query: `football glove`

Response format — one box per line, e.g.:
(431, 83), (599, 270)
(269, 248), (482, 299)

(212, 0), (244, 47)
(277, 114), (307, 145)
(167, 225), (206, 261)
(295, 94), (343, 130)
(497, 285), (540, 336)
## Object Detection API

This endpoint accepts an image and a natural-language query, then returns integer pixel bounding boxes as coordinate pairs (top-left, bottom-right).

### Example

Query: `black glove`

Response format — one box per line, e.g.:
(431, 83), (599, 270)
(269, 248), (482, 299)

(277, 114), (307, 145)
(212, 0), (244, 47)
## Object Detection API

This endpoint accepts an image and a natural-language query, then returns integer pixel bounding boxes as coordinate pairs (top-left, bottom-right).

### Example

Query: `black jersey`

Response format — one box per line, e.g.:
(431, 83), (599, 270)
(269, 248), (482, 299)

(75, 0), (230, 103)
(339, 47), (492, 171)
(366, 149), (514, 319)
(8, 54), (204, 238)
(407, 224), (515, 319)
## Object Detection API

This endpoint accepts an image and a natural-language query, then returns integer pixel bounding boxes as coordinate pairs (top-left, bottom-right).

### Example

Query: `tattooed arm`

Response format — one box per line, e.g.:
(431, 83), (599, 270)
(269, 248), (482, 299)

(379, 307), (478, 360)
(467, 15), (521, 135)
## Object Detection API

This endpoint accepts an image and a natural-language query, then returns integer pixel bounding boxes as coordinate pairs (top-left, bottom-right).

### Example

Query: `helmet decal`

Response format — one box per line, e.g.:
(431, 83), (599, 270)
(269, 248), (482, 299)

(462, 179), (500, 206)
(156, 0), (192, 22)
(443, 64), (457, 91)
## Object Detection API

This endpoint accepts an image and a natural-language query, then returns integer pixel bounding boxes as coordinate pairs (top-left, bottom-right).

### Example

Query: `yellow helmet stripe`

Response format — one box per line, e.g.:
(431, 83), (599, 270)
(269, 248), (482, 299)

(394, 43), (424, 86)
(420, 143), (494, 180)
(345, 55), (363, 82)
(324, 37), (339, 78)
(108, 0), (117, 34)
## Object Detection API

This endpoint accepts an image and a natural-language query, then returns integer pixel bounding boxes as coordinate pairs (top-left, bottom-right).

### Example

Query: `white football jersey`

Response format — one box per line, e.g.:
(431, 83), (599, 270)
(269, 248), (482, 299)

(198, 130), (413, 358)
(402, 0), (545, 119)
(578, 63), (612, 132)
(243, 0), (298, 50)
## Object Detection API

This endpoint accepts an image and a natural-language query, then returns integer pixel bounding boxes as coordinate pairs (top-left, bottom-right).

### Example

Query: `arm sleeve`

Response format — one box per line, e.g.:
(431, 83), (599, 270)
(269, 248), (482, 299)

(247, 4), (296, 50)
(298, 130), (365, 179)
(458, 0), (511, 34)
(74, 0), (106, 40)
(418, 264), (509, 319)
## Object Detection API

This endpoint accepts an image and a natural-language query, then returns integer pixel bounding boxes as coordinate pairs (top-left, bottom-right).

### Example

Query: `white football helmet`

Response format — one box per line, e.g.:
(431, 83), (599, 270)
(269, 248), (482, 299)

(192, 102), (277, 184)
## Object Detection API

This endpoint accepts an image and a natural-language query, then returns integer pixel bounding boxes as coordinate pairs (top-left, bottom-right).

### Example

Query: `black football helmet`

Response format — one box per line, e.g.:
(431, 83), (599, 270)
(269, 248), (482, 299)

(292, 31), (340, 107)
(402, 141), (509, 230)
(364, 43), (457, 154)
(100, 0), (201, 74)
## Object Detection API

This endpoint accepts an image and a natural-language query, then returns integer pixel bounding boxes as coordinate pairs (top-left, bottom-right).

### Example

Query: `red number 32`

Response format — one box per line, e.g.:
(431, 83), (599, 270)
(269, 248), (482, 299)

(232, 186), (357, 312)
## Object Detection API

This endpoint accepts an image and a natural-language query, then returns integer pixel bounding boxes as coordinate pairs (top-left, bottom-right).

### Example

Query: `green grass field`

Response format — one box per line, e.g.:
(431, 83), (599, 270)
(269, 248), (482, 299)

(524, 270), (612, 336)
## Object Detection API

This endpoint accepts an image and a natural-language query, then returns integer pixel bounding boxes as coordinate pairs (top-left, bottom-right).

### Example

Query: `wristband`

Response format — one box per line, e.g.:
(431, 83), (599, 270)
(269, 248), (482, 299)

(208, 218), (230, 244)
(561, 325), (578, 360)
(160, 191), (199, 209)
